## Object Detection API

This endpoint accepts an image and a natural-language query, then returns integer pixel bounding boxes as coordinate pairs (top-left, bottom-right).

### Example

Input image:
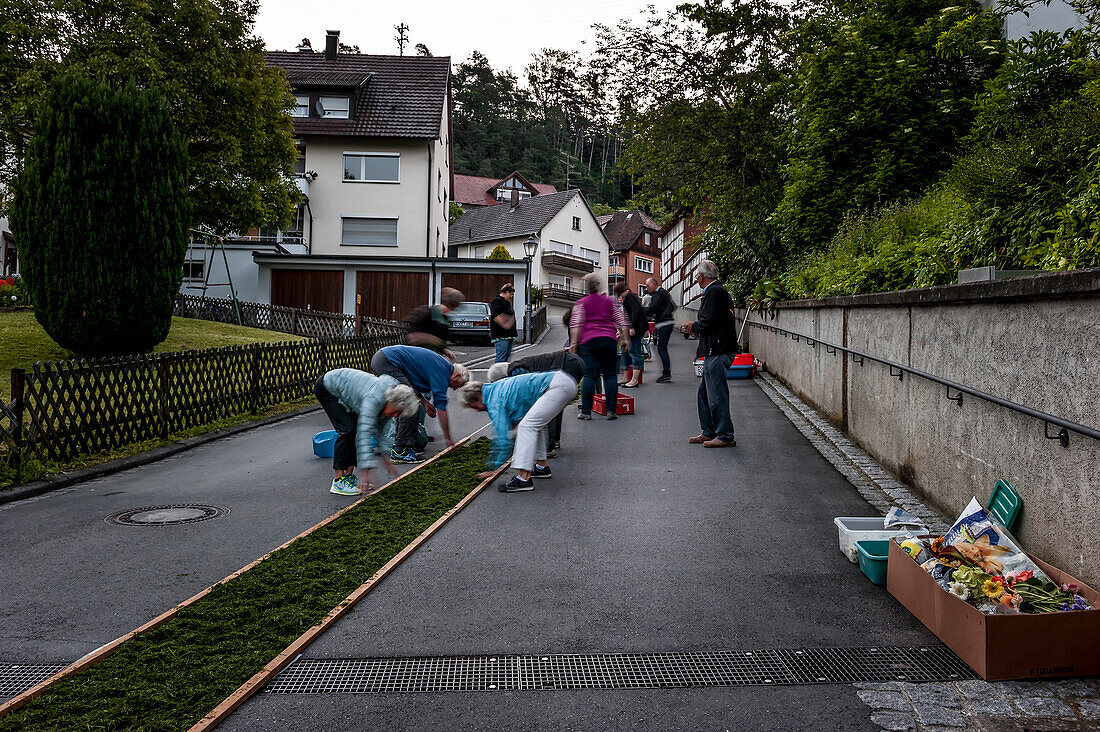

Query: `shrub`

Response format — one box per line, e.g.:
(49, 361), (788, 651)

(11, 73), (189, 356)
(487, 244), (512, 259)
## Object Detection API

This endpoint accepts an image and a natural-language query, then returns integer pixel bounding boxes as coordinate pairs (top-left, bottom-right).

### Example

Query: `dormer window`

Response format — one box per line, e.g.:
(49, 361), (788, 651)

(292, 95), (309, 117)
(317, 96), (350, 119)
(496, 188), (531, 202)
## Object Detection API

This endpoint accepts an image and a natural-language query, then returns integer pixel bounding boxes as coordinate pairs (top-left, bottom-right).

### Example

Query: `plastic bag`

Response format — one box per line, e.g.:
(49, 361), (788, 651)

(943, 498), (1051, 580)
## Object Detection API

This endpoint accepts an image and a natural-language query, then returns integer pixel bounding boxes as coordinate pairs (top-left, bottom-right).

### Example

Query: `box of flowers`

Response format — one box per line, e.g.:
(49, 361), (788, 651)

(887, 499), (1100, 680)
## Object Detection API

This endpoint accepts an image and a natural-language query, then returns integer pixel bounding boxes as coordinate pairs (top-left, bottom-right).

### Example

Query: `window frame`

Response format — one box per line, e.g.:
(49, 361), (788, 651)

(572, 216), (581, 231)
(182, 260), (205, 280)
(580, 247), (601, 266)
(634, 255), (654, 274)
(292, 95), (310, 118)
(342, 152), (401, 184)
(340, 216), (399, 247)
(318, 95), (350, 119)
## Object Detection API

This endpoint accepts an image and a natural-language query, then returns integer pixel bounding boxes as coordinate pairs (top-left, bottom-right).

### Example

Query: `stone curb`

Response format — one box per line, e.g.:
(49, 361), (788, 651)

(0, 405), (321, 506)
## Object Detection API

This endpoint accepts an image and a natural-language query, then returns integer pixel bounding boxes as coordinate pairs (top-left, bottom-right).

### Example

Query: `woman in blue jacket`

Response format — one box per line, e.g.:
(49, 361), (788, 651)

(315, 368), (420, 496)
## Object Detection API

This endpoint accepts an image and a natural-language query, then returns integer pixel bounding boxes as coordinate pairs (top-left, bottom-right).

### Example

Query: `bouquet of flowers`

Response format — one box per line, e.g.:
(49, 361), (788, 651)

(912, 499), (1094, 615)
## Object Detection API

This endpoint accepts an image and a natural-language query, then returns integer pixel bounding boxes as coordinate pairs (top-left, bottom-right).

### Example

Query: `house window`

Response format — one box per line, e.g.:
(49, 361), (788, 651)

(292, 141), (306, 176)
(182, 260), (205, 280)
(343, 153), (399, 182)
(546, 240), (574, 255)
(292, 95), (309, 117)
(572, 216), (581, 230)
(496, 188), (531, 202)
(318, 96), (350, 118)
(635, 255), (654, 274)
(341, 217), (398, 247)
(581, 247), (601, 266)
(645, 232), (653, 246)
(475, 245), (486, 258)
(608, 255), (619, 267)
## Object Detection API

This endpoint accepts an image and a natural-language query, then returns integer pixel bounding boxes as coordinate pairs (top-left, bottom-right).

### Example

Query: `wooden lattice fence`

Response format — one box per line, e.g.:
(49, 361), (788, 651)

(173, 294), (400, 340)
(3, 329), (405, 471)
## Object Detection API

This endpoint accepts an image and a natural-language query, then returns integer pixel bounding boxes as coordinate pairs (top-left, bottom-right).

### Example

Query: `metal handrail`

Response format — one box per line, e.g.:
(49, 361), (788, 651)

(745, 320), (1100, 448)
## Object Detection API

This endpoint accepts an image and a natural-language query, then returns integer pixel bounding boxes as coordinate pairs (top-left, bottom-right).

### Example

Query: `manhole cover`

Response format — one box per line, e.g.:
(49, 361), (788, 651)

(105, 504), (229, 526)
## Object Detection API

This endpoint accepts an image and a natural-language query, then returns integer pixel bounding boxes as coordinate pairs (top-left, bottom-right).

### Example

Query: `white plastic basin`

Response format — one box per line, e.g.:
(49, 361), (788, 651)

(834, 516), (908, 563)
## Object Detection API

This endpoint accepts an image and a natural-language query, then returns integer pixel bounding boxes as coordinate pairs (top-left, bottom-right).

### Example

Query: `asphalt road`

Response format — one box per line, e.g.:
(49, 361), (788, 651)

(217, 333), (934, 731)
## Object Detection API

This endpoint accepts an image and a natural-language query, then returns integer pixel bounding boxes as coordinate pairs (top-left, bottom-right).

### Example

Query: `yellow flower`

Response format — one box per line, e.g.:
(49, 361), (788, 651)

(982, 579), (1004, 599)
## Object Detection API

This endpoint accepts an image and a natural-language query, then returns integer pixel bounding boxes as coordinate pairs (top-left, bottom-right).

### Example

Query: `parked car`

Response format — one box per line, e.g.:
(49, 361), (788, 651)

(446, 301), (492, 344)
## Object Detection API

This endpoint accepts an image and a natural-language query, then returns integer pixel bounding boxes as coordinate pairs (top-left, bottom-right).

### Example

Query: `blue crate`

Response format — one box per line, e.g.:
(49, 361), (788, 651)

(727, 364), (754, 379)
(313, 430), (337, 458)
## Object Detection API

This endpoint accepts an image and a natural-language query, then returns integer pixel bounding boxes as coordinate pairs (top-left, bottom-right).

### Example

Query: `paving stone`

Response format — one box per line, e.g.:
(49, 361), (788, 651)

(967, 698), (1015, 716)
(1043, 679), (1100, 697)
(1012, 696), (1076, 717)
(858, 690), (913, 712)
(954, 679), (1006, 699)
(905, 684), (961, 708)
(869, 711), (917, 731)
(1073, 698), (1100, 716)
(912, 703), (967, 727)
(999, 680), (1055, 697)
(855, 681), (904, 692)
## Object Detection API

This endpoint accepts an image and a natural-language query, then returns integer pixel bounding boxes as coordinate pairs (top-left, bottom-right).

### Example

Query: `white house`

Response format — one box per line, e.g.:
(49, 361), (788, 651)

(657, 206), (708, 318)
(0, 216), (14, 277)
(982, 0), (1083, 39)
(448, 189), (610, 316)
(181, 31), (528, 322)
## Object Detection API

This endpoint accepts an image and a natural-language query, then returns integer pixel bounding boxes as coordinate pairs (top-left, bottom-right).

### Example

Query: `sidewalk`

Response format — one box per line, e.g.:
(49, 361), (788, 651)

(219, 334), (933, 731)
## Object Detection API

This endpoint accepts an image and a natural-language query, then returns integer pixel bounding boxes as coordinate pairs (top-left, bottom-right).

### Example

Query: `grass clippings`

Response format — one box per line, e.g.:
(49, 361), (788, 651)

(0, 439), (491, 731)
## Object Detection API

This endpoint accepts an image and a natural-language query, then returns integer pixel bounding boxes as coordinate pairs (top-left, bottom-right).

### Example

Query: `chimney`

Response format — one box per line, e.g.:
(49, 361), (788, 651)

(325, 30), (340, 61)
(510, 189), (519, 208)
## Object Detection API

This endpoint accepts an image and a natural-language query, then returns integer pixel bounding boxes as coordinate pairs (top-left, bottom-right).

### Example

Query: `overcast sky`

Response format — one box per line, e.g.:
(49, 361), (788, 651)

(255, 0), (681, 76)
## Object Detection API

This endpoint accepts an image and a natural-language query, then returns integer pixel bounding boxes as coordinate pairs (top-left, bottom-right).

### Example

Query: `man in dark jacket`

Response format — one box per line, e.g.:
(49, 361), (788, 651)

(645, 275), (675, 383)
(614, 282), (648, 387)
(490, 283), (518, 362)
(683, 260), (737, 448)
(405, 287), (464, 361)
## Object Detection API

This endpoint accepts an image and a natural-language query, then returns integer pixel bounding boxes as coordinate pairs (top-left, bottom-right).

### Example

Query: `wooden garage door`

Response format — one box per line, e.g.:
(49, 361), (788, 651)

(271, 269), (344, 313)
(356, 271), (430, 321)
(441, 273), (515, 305)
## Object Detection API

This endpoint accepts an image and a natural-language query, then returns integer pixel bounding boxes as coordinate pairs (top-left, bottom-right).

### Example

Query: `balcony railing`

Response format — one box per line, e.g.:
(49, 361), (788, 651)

(541, 285), (585, 302)
(541, 250), (595, 273)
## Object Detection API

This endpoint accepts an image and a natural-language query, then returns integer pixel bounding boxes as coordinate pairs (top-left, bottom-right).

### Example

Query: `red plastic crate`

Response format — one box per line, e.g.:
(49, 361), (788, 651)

(592, 394), (635, 415)
(732, 353), (754, 366)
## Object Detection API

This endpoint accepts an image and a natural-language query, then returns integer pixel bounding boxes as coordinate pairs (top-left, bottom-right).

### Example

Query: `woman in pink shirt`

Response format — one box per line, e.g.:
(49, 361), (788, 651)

(569, 273), (630, 420)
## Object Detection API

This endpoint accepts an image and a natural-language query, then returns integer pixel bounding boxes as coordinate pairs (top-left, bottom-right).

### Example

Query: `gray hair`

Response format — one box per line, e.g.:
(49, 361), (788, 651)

(486, 362), (510, 382)
(451, 362), (470, 386)
(697, 259), (720, 281)
(459, 381), (484, 409)
(384, 384), (420, 416)
(582, 272), (604, 294)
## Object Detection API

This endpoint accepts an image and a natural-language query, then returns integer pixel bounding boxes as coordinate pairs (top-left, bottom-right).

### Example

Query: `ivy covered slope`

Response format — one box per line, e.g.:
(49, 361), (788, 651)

(0, 439), (491, 732)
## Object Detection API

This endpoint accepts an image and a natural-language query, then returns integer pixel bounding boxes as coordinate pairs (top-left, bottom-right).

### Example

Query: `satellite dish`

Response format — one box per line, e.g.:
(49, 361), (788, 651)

(315, 100), (326, 117)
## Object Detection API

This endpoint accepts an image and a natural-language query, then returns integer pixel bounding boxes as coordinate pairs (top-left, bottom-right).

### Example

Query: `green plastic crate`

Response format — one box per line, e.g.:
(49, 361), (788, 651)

(855, 539), (890, 585)
(986, 479), (1022, 533)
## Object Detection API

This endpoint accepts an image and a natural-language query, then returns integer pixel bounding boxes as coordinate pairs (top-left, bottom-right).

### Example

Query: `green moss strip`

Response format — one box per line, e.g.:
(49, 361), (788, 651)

(0, 439), (491, 732)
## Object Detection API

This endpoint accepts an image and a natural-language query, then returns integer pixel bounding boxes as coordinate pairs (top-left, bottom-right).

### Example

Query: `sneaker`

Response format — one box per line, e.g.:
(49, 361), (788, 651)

(607, 413), (617, 421)
(577, 412), (592, 421)
(344, 473), (360, 489)
(656, 374), (671, 384)
(532, 464), (552, 479)
(391, 447), (424, 464)
(330, 476), (362, 496)
(499, 475), (535, 492)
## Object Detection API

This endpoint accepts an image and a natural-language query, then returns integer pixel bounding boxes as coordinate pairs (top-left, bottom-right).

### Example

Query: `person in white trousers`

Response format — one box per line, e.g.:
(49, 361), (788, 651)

(460, 369), (578, 492)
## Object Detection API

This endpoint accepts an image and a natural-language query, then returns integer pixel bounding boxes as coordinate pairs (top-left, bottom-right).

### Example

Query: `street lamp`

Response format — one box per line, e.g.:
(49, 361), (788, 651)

(522, 234), (539, 342)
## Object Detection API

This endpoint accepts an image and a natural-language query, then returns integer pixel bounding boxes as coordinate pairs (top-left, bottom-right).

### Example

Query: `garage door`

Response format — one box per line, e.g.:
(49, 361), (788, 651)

(271, 270), (344, 313)
(441, 273), (515, 305)
(356, 271), (430, 321)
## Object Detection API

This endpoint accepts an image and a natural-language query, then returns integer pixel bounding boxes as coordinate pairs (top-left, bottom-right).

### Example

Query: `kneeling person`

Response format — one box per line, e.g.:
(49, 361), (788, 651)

(460, 370), (578, 492)
(314, 369), (420, 496)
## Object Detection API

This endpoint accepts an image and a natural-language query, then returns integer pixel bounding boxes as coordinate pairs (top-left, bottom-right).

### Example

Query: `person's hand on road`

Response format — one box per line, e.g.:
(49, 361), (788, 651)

(476, 470), (496, 480)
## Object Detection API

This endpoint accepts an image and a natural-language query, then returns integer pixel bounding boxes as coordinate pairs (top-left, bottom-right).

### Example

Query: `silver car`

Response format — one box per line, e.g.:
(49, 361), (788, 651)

(446, 301), (492, 345)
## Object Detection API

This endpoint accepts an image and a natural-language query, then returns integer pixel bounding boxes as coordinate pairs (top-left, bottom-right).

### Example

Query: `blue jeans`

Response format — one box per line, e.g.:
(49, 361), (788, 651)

(619, 336), (644, 371)
(493, 338), (514, 362)
(579, 337), (618, 414)
(655, 325), (673, 376)
(697, 353), (735, 441)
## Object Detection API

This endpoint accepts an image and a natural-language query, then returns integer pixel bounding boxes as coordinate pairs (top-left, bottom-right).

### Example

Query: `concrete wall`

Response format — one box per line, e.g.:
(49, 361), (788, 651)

(740, 270), (1100, 586)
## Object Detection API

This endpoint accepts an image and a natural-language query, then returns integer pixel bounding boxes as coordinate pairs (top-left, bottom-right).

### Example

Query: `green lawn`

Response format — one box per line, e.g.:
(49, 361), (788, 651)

(0, 312), (305, 399)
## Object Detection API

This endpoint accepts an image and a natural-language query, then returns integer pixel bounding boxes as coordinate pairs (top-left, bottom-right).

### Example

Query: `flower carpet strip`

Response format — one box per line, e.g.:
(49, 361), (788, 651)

(0, 437), (496, 732)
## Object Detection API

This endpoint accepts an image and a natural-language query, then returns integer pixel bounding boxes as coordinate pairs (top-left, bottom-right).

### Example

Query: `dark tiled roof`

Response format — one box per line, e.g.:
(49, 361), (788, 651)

(599, 209), (660, 251)
(266, 51), (450, 139)
(453, 173), (557, 207)
(449, 189), (583, 246)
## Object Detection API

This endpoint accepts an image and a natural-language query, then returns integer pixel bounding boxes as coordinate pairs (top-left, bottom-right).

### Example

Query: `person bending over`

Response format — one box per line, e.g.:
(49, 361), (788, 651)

(459, 370), (577, 492)
(487, 349), (583, 457)
(315, 368), (420, 496)
(404, 287), (464, 361)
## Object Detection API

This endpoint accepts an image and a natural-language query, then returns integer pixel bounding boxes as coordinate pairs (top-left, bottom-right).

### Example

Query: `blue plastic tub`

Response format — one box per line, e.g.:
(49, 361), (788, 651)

(727, 364), (754, 379)
(855, 539), (891, 585)
(313, 430), (337, 458)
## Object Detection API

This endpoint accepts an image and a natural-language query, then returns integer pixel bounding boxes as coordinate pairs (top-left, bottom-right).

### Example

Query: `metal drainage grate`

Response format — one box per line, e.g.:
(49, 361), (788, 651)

(264, 645), (976, 694)
(0, 664), (66, 697)
(105, 504), (229, 526)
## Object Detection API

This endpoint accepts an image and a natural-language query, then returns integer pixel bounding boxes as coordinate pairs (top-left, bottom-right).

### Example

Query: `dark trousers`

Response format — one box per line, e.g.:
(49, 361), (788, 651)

(550, 411), (563, 447)
(698, 353), (735, 442)
(315, 376), (357, 470)
(369, 351), (420, 450)
(579, 337), (618, 414)
(655, 324), (673, 376)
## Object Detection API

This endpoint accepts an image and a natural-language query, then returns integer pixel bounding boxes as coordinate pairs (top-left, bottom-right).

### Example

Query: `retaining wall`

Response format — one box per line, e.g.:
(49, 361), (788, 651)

(739, 269), (1100, 586)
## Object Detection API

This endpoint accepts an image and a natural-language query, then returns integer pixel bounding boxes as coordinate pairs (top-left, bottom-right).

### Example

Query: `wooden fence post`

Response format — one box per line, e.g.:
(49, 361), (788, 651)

(249, 343), (262, 415)
(157, 358), (170, 439)
(291, 309), (299, 336)
(10, 368), (25, 477)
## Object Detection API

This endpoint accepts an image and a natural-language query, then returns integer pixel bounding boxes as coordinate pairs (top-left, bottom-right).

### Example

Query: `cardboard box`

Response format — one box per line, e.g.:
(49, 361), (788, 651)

(592, 394), (634, 415)
(887, 539), (1100, 680)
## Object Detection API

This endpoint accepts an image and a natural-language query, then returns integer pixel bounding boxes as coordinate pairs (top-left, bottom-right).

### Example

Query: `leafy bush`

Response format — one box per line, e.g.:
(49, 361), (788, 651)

(11, 73), (189, 355)
(487, 244), (512, 259)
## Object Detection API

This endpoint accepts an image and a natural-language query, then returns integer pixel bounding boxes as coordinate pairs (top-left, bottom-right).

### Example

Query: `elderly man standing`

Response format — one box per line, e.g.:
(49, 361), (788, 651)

(370, 344), (470, 462)
(683, 260), (738, 448)
(645, 275), (676, 383)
